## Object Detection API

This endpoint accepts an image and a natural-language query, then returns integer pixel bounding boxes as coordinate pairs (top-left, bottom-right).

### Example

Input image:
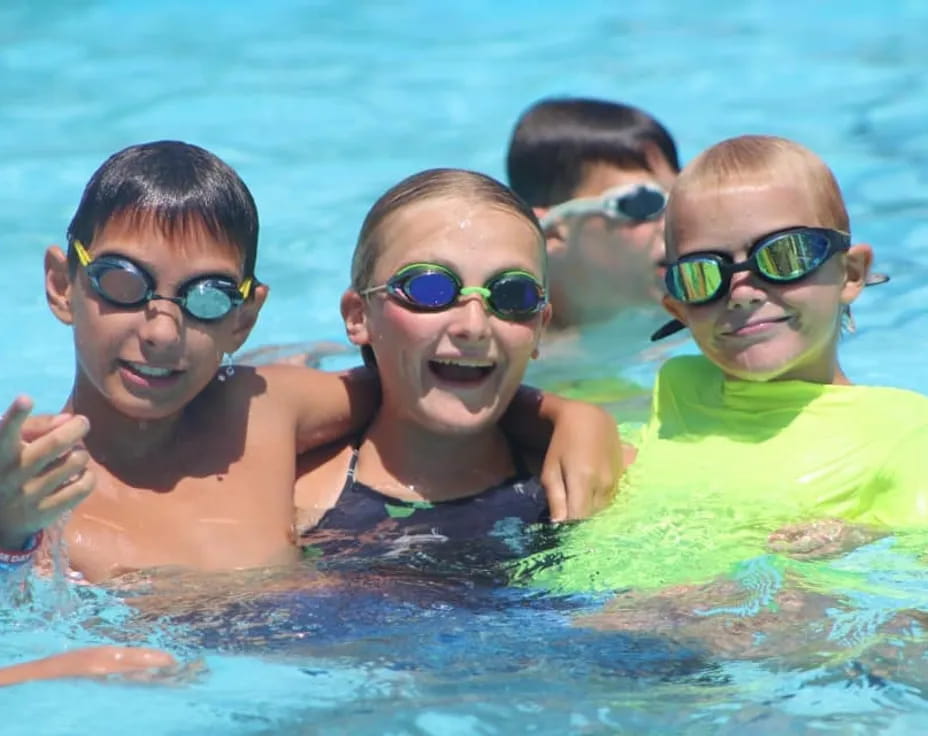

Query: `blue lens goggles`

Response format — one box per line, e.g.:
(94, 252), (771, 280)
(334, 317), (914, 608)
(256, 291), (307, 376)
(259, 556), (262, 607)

(360, 262), (547, 322)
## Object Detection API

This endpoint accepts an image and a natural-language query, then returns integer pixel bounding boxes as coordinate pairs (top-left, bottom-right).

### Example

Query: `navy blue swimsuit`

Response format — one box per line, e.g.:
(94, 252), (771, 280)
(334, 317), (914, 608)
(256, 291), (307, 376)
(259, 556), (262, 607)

(300, 438), (551, 570)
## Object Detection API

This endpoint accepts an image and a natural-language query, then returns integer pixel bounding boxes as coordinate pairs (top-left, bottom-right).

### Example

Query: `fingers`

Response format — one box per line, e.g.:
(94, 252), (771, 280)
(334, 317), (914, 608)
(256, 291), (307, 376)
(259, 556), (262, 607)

(0, 396), (33, 463)
(21, 412), (74, 442)
(20, 415), (90, 476)
(35, 463), (94, 521)
(541, 465), (568, 523)
(565, 469), (593, 520)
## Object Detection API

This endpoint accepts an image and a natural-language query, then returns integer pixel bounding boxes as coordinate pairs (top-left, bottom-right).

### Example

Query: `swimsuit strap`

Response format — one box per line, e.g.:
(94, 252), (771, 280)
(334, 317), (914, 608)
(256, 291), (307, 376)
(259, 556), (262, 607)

(505, 433), (532, 479)
(341, 432), (529, 498)
(338, 436), (363, 497)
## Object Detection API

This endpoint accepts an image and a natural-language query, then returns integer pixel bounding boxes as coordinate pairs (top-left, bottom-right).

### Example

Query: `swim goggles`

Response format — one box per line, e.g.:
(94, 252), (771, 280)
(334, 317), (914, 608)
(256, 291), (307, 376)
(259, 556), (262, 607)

(360, 262), (547, 322)
(72, 240), (253, 322)
(540, 183), (667, 230)
(651, 227), (888, 341)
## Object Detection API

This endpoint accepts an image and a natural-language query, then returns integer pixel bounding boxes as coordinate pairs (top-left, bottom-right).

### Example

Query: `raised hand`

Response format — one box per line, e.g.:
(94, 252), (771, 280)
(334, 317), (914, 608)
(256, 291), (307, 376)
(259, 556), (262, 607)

(0, 396), (93, 552)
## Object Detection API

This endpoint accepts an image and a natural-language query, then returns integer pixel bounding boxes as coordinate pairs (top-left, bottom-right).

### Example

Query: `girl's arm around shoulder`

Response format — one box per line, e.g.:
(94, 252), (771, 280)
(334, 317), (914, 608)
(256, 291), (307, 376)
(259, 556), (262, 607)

(501, 387), (624, 522)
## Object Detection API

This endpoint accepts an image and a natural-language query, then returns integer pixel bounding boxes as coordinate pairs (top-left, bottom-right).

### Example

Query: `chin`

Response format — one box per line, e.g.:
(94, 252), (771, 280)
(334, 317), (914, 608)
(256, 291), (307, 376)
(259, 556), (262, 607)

(417, 401), (502, 436)
(719, 353), (807, 383)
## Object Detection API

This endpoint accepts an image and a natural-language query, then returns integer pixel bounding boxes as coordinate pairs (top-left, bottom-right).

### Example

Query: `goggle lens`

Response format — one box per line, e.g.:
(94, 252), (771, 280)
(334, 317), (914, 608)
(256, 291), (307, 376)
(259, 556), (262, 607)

(184, 280), (237, 320)
(667, 259), (725, 303)
(610, 186), (667, 221)
(754, 231), (828, 280)
(94, 265), (150, 305)
(488, 274), (546, 316)
(401, 271), (458, 308)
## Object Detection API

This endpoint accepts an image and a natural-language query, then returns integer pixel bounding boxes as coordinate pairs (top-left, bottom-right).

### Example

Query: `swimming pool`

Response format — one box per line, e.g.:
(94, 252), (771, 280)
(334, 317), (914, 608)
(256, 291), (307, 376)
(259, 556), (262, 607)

(3, 0), (928, 732)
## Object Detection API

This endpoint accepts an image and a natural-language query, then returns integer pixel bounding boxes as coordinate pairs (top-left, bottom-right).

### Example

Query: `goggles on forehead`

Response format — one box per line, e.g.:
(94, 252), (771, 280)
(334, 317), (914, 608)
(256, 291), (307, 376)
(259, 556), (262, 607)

(651, 227), (889, 341)
(72, 240), (253, 322)
(360, 262), (547, 322)
(540, 183), (667, 230)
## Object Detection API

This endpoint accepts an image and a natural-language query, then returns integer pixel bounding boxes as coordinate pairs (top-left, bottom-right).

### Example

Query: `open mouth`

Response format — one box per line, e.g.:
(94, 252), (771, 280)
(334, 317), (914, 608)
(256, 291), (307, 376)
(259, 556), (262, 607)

(119, 360), (183, 383)
(428, 358), (495, 384)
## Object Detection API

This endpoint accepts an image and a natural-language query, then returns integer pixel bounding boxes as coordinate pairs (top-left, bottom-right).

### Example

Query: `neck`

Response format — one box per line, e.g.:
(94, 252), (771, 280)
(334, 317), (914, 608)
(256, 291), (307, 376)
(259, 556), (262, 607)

(69, 373), (187, 471)
(358, 411), (516, 502)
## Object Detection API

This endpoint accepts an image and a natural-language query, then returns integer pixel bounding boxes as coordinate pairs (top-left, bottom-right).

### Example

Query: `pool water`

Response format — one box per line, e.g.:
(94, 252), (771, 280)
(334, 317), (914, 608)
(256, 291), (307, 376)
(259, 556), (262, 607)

(2, 0), (928, 732)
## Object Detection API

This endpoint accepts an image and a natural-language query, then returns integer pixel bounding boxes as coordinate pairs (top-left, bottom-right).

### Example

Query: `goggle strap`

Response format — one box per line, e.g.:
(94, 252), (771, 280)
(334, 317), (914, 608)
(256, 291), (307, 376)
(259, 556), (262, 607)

(650, 319), (687, 342)
(73, 240), (93, 267)
(238, 276), (254, 299)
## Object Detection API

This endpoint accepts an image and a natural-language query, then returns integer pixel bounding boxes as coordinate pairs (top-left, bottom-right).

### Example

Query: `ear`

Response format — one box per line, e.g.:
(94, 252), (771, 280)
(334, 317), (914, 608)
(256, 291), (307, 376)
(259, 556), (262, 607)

(841, 243), (873, 305)
(531, 303), (553, 359)
(340, 289), (371, 347)
(536, 206), (569, 258)
(228, 282), (269, 352)
(661, 293), (688, 323)
(45, 246), (74, 325)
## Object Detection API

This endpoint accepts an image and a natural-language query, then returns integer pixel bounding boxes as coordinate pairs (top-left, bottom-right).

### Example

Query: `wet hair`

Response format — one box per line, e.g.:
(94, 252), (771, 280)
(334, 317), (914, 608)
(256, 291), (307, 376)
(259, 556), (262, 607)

(666, 135), (850, 255)
(506, 97), (680, 208)
(66, 140), (259, 278)
(350, 167), (546, 367)
(351, 167), (545, 291)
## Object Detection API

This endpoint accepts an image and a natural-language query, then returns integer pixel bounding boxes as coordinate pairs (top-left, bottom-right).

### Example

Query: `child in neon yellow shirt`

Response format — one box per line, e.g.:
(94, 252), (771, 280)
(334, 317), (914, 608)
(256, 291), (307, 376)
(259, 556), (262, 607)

(523, 135), (928, 594)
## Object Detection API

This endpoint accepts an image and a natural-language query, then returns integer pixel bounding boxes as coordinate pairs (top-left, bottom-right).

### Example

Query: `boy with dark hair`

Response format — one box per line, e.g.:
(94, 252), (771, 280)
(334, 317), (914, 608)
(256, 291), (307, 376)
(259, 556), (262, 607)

(506, 97), (680, 328)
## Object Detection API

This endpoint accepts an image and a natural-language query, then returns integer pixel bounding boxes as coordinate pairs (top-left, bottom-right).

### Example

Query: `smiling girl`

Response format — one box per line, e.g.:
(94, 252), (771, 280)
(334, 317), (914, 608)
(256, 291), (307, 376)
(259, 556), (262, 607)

(295, 169), (563, 564)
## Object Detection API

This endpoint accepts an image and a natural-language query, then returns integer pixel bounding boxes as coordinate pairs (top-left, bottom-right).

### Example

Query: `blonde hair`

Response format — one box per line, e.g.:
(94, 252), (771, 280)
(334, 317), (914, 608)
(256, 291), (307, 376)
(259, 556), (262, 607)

(350, 168), (546, 292)
(665, 135), (849, 254)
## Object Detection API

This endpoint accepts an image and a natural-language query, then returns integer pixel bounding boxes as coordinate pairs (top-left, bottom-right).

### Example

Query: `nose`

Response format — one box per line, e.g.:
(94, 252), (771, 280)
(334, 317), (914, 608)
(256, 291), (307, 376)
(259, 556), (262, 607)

(726, 270), (767, 310)
(138, 298), (184, 353)
(448, 293), (492, 342)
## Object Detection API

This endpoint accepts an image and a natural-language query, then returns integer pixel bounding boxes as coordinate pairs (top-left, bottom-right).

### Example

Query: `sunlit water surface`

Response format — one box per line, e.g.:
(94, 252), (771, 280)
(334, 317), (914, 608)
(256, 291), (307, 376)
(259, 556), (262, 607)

(2, 1), (928, 733)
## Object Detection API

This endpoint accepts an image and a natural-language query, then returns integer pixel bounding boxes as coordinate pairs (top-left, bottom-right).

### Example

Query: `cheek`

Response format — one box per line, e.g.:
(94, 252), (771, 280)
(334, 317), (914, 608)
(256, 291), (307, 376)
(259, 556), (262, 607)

(497, 322), (543, 362)
(778, 280), (844, 329)
(679, 302), (721, 338)
(368, 304), (438, 353)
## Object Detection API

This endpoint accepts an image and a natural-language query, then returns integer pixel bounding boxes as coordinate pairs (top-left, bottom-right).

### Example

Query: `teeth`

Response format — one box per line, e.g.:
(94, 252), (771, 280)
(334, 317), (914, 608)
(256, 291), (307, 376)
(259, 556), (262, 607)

(128, 362), (173, 377)
(432, 358), (494, 368)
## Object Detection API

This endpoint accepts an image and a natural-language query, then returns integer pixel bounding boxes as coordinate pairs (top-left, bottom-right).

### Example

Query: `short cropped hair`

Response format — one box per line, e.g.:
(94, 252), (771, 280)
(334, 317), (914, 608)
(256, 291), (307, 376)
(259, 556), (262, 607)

(665, 135), (850, 255)
(67, 140), (259, 277)
(506, 97), (680, 208)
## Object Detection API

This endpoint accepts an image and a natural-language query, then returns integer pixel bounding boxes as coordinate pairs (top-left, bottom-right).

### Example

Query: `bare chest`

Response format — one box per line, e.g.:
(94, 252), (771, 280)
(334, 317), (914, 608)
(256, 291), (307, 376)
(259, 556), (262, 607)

(66, 439), (299, 582)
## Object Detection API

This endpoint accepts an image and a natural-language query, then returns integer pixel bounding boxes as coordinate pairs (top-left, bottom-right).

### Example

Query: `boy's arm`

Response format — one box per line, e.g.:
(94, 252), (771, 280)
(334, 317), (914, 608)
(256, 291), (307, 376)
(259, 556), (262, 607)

(502, 387), (623, 522)
(0, 397), (93, 555)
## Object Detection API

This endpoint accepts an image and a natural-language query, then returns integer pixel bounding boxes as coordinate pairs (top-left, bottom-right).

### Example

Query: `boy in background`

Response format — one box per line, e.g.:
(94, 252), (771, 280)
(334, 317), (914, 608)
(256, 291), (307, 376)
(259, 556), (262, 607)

(506, 97), (680, 329)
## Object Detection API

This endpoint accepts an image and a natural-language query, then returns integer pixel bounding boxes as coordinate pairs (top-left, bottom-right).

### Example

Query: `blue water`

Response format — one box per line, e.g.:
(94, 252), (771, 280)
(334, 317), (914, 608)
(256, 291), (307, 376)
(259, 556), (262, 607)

(3, 0), (928, 732)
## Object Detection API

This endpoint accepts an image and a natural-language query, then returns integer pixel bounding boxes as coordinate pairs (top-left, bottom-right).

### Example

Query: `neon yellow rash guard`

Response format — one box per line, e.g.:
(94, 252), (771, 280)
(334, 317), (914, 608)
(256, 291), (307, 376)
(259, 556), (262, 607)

(519, 355), (928, 593)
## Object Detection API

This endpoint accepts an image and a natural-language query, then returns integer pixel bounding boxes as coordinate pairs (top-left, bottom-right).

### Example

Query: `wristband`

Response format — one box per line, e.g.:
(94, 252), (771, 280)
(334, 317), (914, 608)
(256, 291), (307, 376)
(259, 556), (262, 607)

(0, 530), (43, 568)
